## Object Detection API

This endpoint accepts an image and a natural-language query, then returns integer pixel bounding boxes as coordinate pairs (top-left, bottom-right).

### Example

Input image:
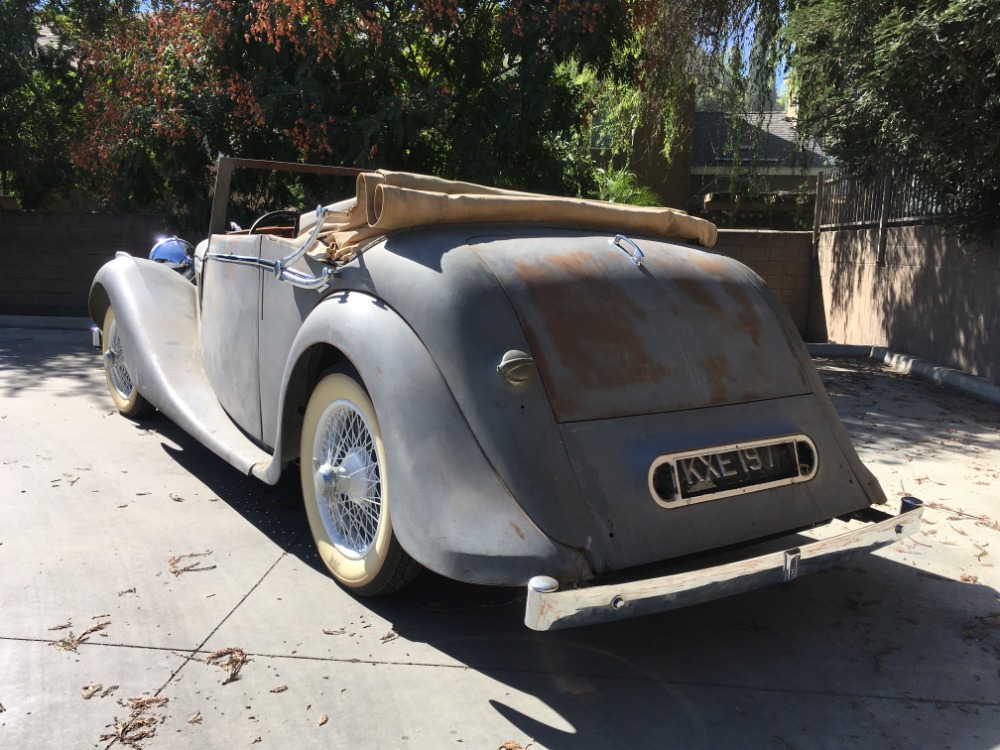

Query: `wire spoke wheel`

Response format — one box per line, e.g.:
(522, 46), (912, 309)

(313, 401), (383, 558)
(107, 316), (134, 400)
(101, 307), (153, 419)
(300, 371), (419, 596)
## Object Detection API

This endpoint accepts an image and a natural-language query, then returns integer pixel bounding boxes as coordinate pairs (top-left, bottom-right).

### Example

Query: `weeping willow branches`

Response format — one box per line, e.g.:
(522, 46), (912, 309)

(595, 0), (788, 166)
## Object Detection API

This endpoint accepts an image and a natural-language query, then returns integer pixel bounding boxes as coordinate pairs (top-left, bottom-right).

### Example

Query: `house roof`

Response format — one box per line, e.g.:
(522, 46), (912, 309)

(692, 111), (828, 171)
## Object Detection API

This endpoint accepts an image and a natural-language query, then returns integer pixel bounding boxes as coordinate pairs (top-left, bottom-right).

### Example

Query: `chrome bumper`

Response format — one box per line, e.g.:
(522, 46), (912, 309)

(525, 496), (923, 631)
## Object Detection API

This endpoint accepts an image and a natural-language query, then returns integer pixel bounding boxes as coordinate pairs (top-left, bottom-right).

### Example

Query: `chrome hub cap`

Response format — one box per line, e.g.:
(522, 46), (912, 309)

(106, 318), (135, 399)
(312, 400), (382, 558)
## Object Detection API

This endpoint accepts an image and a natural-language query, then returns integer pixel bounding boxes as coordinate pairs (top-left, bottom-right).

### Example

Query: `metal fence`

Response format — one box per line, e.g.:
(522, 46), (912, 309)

(816, 171), (950, 230)
(813, 170), (952, 263)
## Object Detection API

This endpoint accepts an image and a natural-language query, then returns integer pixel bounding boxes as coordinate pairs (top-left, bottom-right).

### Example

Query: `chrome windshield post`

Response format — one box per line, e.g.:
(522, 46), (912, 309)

(274, 206), (328, 281)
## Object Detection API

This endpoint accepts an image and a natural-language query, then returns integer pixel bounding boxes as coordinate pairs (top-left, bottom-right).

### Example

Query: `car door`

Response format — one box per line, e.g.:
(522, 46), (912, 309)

(199, 233), (264, 441)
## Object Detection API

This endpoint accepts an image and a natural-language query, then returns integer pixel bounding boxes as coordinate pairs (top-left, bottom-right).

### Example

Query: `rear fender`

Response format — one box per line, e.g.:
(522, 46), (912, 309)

(265, 291), (592, 585)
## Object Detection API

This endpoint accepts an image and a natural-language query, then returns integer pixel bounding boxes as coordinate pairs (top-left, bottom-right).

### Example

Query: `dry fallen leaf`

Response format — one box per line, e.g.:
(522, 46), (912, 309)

(81, 683), (103, 700)
(48, 621), (73, 631)
(322, 628), (345, 636)
(168, 551), (216, 576)
(252, 738), (262, 745)
(960, 573), (980, 583)
(379, 631), (398, 644)
(270, 685), (288, 694)
(100, 696), (168, 749)
(51, 620), (111, 653)
(205, 647), (248, 685)
(118, 588), (137, 597)
(187, 711), (202, 724)
(318, 713), (329, 726)
(126, 696), (168, 711)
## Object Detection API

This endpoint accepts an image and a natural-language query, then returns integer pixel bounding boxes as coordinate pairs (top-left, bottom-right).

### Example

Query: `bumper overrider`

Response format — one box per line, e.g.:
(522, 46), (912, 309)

(525, 496), (923, 631)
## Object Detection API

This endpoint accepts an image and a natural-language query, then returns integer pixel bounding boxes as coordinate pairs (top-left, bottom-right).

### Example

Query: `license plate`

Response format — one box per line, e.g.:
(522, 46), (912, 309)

(649, 436), (817, 507)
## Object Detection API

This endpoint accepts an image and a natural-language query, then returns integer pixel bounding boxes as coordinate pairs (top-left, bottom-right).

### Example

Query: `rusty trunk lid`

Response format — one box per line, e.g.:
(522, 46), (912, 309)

(470, 231), (811, 422)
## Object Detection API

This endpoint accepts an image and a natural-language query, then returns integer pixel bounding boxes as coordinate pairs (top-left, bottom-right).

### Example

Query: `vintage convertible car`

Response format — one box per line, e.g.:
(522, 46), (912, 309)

(90, 158), (923, 630)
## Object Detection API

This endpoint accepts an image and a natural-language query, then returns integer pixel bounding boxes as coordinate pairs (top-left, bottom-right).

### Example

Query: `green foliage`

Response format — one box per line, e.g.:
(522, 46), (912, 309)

(577, 0), (788, 207)
(785, 0), (1000, 238)
(0, 1), (75, 206)
(69, 1), (634, 228)
(0, 0), (137, 208)
(594, 166), (662, 205)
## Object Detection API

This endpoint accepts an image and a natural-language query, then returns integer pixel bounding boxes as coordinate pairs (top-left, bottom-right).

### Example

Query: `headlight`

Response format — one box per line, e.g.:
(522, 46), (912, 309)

(149, 236), (194, 268)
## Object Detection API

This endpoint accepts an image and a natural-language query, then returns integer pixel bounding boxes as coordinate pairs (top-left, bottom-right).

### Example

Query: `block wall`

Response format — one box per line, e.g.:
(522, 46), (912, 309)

(713, 229), (814, 335)
(0, 215), (815, 336)
(0, 210), (166, 317)
(809, 225), (1000, 384)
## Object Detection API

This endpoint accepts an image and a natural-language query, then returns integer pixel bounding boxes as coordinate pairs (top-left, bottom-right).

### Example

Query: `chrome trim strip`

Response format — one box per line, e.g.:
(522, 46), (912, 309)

(648, 434), (818, 508)
(205, 206), (334, 291)
(524, 497), (923, 631)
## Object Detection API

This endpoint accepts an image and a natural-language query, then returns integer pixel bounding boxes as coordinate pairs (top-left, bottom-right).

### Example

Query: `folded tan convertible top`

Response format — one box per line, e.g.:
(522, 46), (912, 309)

(307, 170), (718, 262)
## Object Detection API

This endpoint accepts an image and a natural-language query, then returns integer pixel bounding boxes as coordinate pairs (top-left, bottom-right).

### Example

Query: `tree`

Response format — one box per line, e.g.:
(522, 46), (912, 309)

(0, 1), (138, 208)
(0, 1), (75, 206)
(785, 0), (1000, 238)
(580, 0), (789, 200)
(72, 1), (634, 228)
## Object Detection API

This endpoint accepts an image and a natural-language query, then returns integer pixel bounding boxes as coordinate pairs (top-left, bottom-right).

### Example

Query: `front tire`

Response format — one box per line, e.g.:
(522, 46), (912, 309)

(300, 371), (419, 596)
(101, 307), (153, 419)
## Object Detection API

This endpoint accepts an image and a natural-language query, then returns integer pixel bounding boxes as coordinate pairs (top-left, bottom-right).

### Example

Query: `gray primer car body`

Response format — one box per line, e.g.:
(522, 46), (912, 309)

(89, 166), (922, 629)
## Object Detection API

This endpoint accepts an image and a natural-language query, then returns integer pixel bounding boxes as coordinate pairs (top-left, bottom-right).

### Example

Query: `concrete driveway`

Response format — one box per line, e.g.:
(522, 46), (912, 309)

(1, 325), (998, 749)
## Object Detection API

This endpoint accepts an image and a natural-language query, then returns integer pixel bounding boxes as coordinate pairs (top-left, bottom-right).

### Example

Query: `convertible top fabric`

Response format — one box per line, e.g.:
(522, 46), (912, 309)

(306, 170), (718, 262)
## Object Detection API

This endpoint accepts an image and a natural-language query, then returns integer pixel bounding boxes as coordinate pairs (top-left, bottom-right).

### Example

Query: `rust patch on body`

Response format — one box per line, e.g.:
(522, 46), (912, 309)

(676, 254), (764, 348)
(477, 238), (805, 422)
(723, 277), (764, 348)
(512, 251), (676, 419)
(701, 354), (733, 405)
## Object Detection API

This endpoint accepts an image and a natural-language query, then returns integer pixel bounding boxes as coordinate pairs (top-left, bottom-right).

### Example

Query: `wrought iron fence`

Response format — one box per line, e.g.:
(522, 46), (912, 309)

(816, 170), (951, 230)
(813, 170), (953, 263)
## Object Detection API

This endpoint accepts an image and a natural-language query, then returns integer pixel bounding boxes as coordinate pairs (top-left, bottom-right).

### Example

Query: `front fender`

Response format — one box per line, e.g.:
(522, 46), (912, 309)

(262, 291), (592, 586)
(89, 253), (198, 408)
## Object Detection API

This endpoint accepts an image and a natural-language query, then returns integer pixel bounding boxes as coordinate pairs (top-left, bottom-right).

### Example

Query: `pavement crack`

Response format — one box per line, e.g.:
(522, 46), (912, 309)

(153, 529), (307, 697)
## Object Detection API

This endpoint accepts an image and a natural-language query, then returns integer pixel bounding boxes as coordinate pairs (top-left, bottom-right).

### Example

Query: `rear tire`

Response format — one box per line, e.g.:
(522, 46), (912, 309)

(102, 307), (154, 419)
(300, 371), (420, 597)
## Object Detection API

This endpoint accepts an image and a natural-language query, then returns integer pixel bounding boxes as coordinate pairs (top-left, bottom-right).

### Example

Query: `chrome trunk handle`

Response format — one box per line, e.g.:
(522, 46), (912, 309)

(611, 234), (644, 268)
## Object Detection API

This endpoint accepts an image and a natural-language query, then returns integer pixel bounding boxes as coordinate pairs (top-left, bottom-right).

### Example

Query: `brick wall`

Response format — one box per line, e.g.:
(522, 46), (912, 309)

(713, 229), (813, 335)
(810, 225), (1000, 383)
(0, 210), (166, 316)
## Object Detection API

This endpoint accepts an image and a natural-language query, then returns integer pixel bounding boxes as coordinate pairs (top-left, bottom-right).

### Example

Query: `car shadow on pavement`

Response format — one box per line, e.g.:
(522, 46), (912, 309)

(358, 556), (1000, 749)
(147, 416), (319, 565)
(98, 354), (1000, 749)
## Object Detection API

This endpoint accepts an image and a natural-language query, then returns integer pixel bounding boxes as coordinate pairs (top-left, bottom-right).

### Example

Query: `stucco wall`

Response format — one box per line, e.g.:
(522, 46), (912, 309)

(713, 229), (813, 335)
(809, 225), (1000, 383)
(0, 210), (165, 317)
